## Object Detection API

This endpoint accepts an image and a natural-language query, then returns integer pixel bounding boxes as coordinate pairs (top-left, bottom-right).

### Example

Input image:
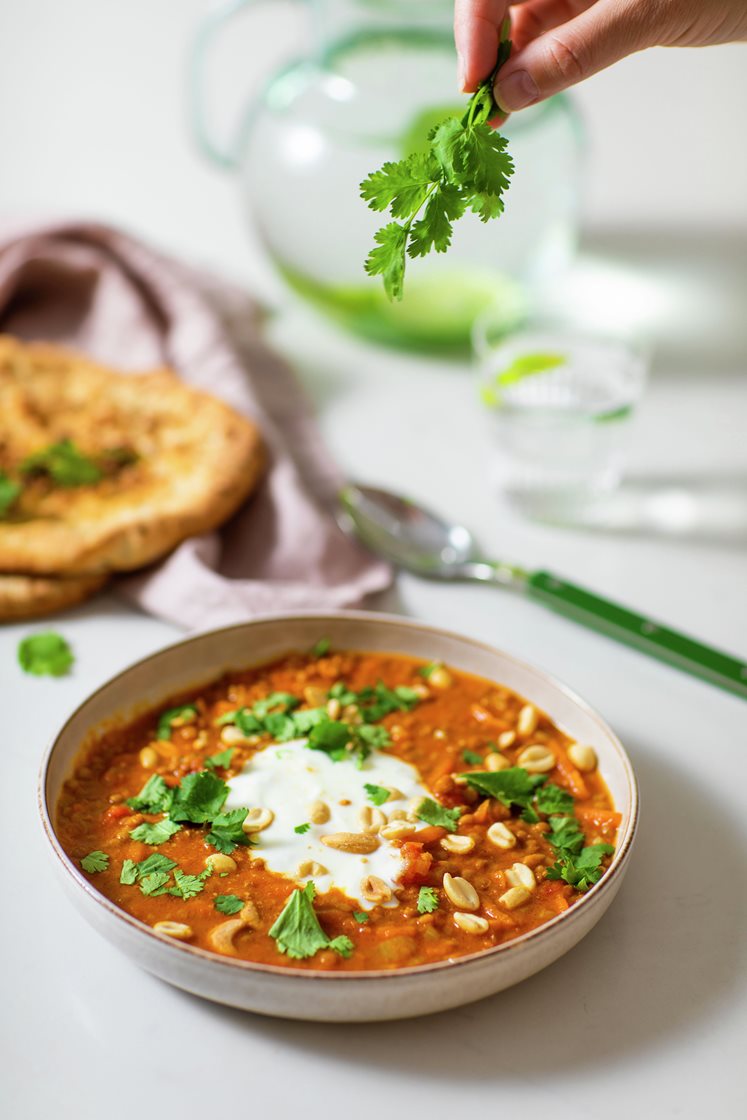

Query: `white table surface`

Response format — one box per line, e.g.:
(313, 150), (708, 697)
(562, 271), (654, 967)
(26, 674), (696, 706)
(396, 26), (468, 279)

(1, 3), (746, 1118)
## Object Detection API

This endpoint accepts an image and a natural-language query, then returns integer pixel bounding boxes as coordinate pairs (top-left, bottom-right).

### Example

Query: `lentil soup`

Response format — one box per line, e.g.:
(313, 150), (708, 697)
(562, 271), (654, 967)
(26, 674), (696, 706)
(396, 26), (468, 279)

(57, 647), (620, 972)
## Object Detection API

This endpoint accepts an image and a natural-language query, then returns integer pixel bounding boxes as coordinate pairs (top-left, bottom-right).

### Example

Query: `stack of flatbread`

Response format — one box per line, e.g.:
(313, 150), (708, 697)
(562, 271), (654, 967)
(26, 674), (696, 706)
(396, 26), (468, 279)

(0, 335), (264, 621)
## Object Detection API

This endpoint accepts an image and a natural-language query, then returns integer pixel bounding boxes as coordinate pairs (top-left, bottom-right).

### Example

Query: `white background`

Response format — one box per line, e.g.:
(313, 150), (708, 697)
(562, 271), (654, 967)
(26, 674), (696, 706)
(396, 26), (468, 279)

(0, 3), (746, 1119)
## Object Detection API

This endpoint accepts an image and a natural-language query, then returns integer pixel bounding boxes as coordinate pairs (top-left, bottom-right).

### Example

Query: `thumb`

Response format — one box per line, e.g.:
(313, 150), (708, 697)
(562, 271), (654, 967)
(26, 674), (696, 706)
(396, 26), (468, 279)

(494, 0), (653, 111)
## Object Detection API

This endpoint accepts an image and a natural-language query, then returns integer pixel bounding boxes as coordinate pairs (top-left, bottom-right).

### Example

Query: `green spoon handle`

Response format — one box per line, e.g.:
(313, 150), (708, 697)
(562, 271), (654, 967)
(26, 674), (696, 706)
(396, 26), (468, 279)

(526, 570), (747, 700)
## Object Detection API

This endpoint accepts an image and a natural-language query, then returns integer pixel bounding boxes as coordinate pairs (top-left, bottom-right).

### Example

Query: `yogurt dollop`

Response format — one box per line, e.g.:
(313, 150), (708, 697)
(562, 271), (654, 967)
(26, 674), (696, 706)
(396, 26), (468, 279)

(225, 738), (432, 907)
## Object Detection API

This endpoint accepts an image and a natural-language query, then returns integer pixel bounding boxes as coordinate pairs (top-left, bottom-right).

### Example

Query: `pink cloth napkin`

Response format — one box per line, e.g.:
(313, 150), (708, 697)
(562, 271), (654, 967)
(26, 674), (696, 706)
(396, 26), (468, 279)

(0, 220), (391, 628)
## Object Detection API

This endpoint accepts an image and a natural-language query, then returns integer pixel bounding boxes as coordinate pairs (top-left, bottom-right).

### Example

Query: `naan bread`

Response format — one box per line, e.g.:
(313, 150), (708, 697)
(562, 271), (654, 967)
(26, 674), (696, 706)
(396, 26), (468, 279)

(0, 336), (264, 575)
(0, 572), (107, 621)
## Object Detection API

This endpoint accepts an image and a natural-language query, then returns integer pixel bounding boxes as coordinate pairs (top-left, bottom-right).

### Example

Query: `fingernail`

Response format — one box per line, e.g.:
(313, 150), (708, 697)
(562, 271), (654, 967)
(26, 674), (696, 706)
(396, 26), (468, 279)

(457, 52), (466, 91)
(494, 70), (539, 112)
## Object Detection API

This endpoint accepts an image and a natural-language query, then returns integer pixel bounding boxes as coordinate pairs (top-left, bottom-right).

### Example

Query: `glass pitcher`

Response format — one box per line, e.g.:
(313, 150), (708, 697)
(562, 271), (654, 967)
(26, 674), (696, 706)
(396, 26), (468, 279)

(191, 0), (583, 350)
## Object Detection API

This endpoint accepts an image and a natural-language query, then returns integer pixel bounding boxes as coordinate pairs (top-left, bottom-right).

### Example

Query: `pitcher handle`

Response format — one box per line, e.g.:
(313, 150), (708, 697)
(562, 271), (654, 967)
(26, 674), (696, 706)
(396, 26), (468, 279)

(189, 0), (294, 170)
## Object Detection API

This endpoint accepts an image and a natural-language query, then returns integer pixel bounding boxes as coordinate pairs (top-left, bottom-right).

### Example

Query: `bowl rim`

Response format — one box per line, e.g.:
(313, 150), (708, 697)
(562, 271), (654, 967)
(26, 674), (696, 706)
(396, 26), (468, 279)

(39, 609), (639, 983)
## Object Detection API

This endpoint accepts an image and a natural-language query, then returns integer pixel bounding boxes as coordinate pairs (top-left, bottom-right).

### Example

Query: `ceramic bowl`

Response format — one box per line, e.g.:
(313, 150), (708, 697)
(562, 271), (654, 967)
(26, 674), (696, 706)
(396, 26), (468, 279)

(40, 611), (638, 1022)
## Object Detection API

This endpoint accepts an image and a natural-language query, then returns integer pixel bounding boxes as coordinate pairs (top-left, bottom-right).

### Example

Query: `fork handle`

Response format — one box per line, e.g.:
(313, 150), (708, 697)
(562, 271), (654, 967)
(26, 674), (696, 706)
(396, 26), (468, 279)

(526, 570), (747, 700)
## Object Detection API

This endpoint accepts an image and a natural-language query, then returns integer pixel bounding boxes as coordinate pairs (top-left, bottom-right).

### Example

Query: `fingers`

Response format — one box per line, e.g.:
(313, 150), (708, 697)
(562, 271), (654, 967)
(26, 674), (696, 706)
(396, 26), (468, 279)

(509, 0), (597, 52)
(494, 0), (655, 111)
(454, 0), (511, 90)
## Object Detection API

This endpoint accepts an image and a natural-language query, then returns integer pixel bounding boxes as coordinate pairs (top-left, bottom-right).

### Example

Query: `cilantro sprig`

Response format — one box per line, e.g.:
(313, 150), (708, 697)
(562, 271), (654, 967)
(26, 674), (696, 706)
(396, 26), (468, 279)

(268, 882), (354, 961)
(360, 20), (514, 299)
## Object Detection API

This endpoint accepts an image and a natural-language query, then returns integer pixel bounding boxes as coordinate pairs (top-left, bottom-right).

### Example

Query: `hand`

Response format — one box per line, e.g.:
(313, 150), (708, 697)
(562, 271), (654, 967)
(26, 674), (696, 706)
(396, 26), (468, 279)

(454, 1), (747, 112)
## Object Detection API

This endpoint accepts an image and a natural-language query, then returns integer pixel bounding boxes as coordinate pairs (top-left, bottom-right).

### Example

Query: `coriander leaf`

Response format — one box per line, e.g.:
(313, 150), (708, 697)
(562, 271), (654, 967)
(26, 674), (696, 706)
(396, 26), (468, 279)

(139, 871), (171, 897)
(0, 471), (21, 517)
(418, 662), (442, 679)
(269, 882), (354, 961)
(417, 797), (461, 832)
(352, 911), (369, 923)
(169, 770), (229, 823)
(294, 822), (311, 834)
(137, 853), (177, 876)
(252, 692), (299, 720)
(328, 682), (357, 706)
(215, 894), (244, 915)
(357, 681), (419, 722)
(307, 719), (350, 758)
(547, 843), (614, 892)
(310, 637), (331, 658)
(408, 182), (465, 257)
(126, 774), (174, 814)
(20, 438), (103, 487)
(169, 868), (207, 900)
(536, 783), (575, 817)
(469, 189), (505, 223)
(80, 850), (109, 873)
(291, 707), (328, 735)
(462, 750), (484, 766)
(328, 936), (354, 958)
(364, 221), (408, 302)
(463, 767), (546, 811)
(457, 123), (513, 197)
(206, 808), (254, 854)
(355, 723), (391, 751)
(546, 814), (585, 855)
(156, 704), (198, 741)
(18, 631), (74, 677)
(264, 711), (299, 742)
(360, 152), (436, 218)
(215, 706), (263, 736)
(417, 886), (439, 914)
(120, 859), (139, 885)
(204, 747), (234, 770)
(129, 817), (182, 845)
(364, 783), (390, 807)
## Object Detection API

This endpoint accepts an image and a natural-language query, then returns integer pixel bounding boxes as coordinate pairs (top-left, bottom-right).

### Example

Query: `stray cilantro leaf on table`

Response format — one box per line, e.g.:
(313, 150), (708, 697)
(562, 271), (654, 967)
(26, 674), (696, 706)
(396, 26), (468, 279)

(215, 894), (245, 915)
(80, 850), (109, 873)
(416, 797), (461, 832)
(294, 822), (311, 835)
(269, 882), (354, 961)
(360, 19), (514, 299)
(18, 631), (74, 677)
(417, 886), (439, 914)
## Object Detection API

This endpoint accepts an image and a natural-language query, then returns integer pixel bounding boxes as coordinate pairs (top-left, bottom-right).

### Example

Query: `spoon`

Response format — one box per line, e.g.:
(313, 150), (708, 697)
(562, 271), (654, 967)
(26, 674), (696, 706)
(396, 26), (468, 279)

(339, 483), (747, 701)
